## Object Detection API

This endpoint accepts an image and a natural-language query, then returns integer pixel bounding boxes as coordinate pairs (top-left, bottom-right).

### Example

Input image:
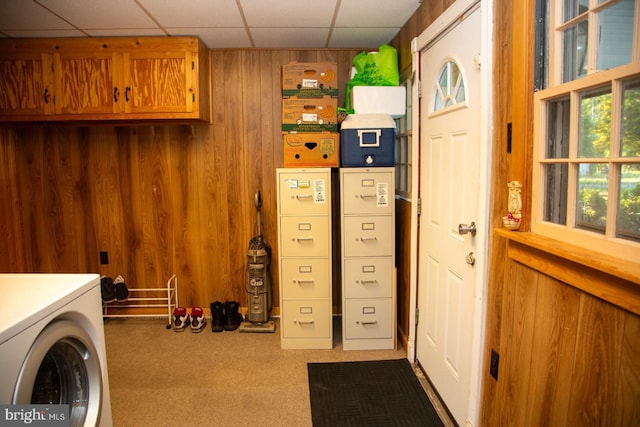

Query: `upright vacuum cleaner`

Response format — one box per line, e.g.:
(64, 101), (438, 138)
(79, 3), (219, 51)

(238, 191), (276, 333)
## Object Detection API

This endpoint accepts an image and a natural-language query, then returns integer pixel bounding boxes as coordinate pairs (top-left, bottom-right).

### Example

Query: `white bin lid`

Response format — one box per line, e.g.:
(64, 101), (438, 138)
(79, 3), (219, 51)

(341, 113), (396, 130)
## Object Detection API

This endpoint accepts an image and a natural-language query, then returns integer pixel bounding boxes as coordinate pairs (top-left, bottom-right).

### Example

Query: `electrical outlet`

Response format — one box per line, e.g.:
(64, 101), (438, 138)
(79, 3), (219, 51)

(490, 349), (500, 380)
(100, 251), (109, 265)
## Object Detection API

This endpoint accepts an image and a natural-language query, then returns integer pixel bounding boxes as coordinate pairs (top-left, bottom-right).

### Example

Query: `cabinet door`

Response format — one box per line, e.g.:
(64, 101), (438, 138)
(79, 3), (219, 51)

(54, 51), (120, 115)
(0, 53), (54, 116)
(123, 51), (194, 114)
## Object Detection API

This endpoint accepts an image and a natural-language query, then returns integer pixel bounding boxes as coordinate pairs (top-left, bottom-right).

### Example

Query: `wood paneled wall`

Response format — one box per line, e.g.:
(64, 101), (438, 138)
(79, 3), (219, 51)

(482, 237), (640, 425)
(479, 0), (640, 424)
(0, 49), (362, 312)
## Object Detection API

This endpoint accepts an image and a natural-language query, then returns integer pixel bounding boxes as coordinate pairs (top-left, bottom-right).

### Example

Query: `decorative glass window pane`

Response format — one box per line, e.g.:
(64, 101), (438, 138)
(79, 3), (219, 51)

(562, 20), (588, 82)
(563, 0), (589, 22)
(544, 163), (569, 224)
(546, 97), (571, 158)
(578, 87), (611, 158)
(433, 61), (465, 112)
(621, 79), (640, 157)
(576, 163), (608, 233)
(617, 163), (640, 242)
(596, 0), (635, 71)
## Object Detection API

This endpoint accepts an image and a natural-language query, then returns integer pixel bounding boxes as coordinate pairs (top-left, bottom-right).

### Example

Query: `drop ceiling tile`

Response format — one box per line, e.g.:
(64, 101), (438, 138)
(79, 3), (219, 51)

(37, 0), (157, 29)
(335, 0), (420, 27)
(138, 0), (245, 28)
(0, 0), (73, 30)
(241, 0), (337, 27)
(250, 28), (329, 48)
(329, 27), (400, 49)
(166, 28), (252, 49)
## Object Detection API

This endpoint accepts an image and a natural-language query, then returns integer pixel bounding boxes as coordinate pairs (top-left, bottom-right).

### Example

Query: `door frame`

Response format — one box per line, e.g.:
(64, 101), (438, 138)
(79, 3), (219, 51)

(407, 0), (493, 423)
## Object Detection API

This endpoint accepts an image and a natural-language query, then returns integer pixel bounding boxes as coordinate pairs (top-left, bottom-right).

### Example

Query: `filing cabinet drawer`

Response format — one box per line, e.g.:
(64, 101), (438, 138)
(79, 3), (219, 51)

(342, 215), (394, 257)
(278, 170), (331, 216)
(281, 299), (331, 339)
(280, 258), (331, 299)
(343, 298), (393, 339)
(279, 216), (330, 257)
(341, 169), (394, 215)
(343, 257), (393, 299)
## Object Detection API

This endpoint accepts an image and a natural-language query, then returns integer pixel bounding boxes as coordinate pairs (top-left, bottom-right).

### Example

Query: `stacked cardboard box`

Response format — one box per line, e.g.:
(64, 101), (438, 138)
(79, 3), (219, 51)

(281, 62), (340, 167)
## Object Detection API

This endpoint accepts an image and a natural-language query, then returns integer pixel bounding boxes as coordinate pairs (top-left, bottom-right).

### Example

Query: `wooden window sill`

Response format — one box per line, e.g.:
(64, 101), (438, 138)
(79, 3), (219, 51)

(494, 228), (640, 315)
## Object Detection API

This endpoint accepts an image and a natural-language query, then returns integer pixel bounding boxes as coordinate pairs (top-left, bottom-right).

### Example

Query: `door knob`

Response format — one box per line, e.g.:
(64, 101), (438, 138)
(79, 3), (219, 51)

(458, 222), (477, 237)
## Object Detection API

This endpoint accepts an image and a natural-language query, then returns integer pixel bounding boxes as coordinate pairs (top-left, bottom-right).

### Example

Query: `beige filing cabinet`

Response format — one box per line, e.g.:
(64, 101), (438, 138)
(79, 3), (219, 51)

(340, 167), (396, 350)
(277, 168), (333, 349)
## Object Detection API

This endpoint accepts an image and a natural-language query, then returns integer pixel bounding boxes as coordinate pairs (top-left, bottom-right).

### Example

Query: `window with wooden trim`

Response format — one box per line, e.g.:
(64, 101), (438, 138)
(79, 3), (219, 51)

(395, 75), (413, 199)
(532, 0), (640, 263)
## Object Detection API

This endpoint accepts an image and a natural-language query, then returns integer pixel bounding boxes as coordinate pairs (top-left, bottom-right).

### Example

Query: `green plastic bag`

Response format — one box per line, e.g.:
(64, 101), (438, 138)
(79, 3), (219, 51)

(343, 44), (400, 113)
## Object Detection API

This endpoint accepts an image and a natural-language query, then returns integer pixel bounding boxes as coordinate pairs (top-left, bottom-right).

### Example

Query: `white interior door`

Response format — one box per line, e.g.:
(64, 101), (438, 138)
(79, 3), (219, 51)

(415, 3), (489, 426)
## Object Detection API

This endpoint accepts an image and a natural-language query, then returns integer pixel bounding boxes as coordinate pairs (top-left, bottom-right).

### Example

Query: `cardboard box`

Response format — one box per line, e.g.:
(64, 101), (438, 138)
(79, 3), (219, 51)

(282, 96), (338, 133)
(351, 86), (406, 118)
(283, 132), (340, 167)
(282, 62), (339, 97)
(340, 114), (396, 167)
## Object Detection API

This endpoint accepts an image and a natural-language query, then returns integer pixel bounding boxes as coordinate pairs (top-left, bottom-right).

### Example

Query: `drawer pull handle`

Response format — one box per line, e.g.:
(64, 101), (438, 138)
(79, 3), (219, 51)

(295, 194), (312, 199)
(357, 194), (376, 199)
(295, 319), (315, 325)
(295, 279), (315, 285)
(359, 280), (378, 285)
(295, 237), (314, 242)
(358, 237), (378, 242)
(357, 320), (378, 325)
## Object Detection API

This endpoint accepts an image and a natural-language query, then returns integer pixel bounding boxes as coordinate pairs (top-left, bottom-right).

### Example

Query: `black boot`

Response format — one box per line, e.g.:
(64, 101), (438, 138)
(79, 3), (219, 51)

(210, 301), (224, 332)
(224, 301), (242, 331)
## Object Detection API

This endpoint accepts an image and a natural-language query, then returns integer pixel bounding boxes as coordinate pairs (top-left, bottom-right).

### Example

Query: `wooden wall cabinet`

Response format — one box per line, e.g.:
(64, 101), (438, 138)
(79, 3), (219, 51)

(0, 52), (55, 116)
(0, 37), (210, 122)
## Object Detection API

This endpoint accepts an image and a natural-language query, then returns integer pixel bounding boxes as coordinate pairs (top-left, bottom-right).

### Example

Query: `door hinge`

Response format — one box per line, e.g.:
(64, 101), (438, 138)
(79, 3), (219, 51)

(415, 307), (419, 326)
(417, 198), (422, 216)
(417, 80), (422, 99)
(192, 61), (195, 70)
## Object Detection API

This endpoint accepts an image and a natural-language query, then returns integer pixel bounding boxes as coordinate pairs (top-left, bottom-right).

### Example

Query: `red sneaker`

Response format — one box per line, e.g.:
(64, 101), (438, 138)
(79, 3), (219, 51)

(172, 307), (191, 332)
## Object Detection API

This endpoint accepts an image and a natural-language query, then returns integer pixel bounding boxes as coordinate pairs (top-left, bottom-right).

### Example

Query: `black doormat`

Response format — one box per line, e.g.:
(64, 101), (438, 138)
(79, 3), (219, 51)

(307, 359), (444, 427)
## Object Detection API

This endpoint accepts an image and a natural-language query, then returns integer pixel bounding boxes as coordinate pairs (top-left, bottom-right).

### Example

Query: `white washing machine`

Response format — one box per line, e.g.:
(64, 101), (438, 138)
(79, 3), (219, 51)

(0, 274), (112, 426)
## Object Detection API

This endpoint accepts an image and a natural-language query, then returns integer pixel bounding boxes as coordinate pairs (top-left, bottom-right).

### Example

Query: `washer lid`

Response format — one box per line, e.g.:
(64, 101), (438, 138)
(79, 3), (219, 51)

(0, 274), (100, 344)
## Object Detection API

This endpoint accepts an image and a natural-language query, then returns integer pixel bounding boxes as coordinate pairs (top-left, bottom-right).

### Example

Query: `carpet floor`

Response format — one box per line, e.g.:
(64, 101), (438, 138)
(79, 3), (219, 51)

(104, 318), (453, 426)
(308, 359), (445, 427)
